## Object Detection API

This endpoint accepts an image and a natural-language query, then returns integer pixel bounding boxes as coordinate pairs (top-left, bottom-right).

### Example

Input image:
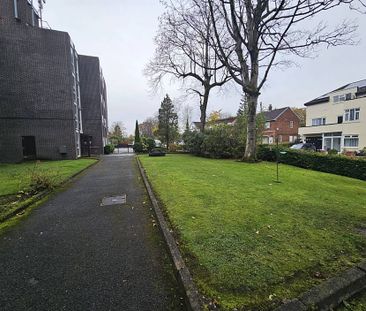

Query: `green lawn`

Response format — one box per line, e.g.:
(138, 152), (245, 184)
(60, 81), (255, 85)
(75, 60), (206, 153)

(0, 159), (97, 220)
(139, 154), (366, 310)
(338, 290), (366, 311)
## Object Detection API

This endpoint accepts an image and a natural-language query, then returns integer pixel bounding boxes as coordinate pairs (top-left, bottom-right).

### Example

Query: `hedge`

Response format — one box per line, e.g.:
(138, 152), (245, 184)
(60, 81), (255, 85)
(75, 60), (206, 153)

(257, 145), (366, 181)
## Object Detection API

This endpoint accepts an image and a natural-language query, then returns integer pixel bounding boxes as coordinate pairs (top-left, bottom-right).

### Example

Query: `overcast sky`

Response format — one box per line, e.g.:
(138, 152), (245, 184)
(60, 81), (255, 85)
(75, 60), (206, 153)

(44, 1), (366, 134)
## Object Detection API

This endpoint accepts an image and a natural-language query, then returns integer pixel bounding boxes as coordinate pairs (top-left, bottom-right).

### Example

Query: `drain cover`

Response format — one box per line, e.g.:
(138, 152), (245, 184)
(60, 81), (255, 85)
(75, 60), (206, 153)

(101, 195), (126, 206)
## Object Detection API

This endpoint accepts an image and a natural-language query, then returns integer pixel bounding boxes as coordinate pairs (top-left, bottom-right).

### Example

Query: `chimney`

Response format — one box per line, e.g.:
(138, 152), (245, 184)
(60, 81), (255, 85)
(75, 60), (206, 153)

(268, 104), (273, 111)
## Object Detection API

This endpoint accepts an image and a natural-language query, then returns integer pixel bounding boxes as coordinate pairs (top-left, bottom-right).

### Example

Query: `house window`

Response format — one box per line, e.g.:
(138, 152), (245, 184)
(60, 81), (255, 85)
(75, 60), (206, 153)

(334, 93), (352, 103)
(312, 118), (326, 126)
(265, 122), (270, 129)
(337, 116), (343, 124)
(344, 135), (359, 147)
(289, 121), (294, 128)
(344, 108), (360, 121)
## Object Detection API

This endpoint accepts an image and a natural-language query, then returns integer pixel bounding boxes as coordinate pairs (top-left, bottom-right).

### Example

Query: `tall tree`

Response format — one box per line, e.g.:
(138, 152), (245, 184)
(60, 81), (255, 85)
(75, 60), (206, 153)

(139, 117), (158, 138)
(157, 95), (179, 149)
(108, 121), (126, 145)
(145, 0), (231, 132)
(134, 120), (141, 143)
(192, 0), (357, 161)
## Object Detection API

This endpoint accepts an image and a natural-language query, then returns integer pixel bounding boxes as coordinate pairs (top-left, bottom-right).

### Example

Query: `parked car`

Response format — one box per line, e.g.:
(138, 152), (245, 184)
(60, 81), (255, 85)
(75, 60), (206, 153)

(290, 143), (316, 152)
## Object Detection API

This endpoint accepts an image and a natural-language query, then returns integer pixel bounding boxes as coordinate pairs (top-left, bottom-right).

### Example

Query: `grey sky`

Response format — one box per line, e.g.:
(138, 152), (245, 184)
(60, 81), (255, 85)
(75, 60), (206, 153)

(44, 1), (366, 134)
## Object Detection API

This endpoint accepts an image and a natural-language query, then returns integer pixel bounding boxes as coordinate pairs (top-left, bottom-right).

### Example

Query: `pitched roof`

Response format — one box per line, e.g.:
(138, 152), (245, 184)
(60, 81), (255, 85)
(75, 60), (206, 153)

(305, 78), (366, 106)
(262, 107), (289, 121)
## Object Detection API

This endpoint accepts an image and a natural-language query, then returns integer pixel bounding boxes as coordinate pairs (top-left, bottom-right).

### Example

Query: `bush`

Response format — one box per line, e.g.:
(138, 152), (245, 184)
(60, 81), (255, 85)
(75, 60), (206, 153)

(133, 142), (144, 153)
(29, 170), (58, 193)
(142, 137), (156, 152)
(182, 131), (205, 155)
(202, 125), (237, 158)
(104, 144), (115, 154)
(327, 149), (338, 155)
(257, 145), (366, 181)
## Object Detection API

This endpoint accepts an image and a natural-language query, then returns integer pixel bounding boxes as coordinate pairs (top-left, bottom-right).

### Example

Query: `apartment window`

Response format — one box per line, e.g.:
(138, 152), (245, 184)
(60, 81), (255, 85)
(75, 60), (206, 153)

(312, 118), (326, 126)
(265, 122), (270, 129)
(344, 108), (360, 122)
(337, 116), (343, 124)
(333, 93), (352, 103)
(344, 135), (359, 147)
(289, 121), (294, 128)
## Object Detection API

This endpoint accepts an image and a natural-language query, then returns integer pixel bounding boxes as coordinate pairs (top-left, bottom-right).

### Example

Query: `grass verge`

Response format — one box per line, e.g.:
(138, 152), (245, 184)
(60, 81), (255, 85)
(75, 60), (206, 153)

(139, 154), (366, 310)
(0, 159), (97, 222)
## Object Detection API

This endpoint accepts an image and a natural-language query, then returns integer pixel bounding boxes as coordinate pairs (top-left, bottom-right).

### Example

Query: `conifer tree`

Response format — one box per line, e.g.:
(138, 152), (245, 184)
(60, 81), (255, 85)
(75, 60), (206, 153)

(157, 95), (178, 150)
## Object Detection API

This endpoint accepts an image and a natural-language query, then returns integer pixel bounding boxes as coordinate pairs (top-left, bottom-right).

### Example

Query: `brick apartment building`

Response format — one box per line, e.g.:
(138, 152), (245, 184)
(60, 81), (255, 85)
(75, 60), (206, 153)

(0, 0), (108, 162)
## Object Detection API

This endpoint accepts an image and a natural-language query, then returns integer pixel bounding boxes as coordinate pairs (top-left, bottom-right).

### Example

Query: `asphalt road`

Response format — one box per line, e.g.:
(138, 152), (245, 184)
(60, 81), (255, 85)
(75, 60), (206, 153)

(0, 154), (186, 311)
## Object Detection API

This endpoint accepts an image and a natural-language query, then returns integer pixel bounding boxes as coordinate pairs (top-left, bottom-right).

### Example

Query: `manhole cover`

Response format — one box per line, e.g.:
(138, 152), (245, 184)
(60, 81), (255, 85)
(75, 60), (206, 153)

(101, 195), (126, 206)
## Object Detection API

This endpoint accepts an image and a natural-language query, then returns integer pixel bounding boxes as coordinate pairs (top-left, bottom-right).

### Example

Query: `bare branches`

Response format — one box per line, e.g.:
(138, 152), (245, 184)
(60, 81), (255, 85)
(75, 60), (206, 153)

(145, 0), (232, 132)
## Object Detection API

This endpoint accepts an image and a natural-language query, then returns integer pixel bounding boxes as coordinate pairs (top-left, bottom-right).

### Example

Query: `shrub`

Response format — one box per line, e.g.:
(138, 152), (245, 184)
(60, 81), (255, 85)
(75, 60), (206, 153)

(183, 131), (205, 155)
(133, 142), (144, 153)
(104, 144), (115, 154)
(257, 145), (366, 181)
(327, 149), (338, 155)
(142, 137), (156, 152)
(202, 125), (236, 158)
(29, 170), (58, 193)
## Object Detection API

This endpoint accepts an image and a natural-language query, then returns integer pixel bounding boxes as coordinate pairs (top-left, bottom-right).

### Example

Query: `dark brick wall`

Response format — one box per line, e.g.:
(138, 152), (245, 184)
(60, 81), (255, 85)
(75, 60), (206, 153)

(0, 0), (39, 26)
(78, 55), (108, 155)
(0, 22), (79, 162)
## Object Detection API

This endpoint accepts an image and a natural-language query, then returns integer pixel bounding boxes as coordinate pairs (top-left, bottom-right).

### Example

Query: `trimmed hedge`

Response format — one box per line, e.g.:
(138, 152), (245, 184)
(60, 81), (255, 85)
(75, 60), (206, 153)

(257, 145), (366, 181)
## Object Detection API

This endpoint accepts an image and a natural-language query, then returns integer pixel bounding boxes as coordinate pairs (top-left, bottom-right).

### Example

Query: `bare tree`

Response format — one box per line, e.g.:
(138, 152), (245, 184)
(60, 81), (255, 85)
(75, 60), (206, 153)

(139, 117), (159, 138)
(145, 0), (231, 132)
(189, 0), (358, 161)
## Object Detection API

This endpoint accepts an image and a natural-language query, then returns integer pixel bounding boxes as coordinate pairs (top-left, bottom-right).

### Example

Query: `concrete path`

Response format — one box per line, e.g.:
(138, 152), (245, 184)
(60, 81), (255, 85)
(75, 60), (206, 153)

(0, 155), (186, 311)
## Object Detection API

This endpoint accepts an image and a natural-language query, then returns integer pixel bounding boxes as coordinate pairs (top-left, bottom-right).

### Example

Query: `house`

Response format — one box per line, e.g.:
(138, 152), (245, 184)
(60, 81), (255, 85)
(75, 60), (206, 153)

(0, 0), (108, 162)
(298, 79), (366, 153)
(261, 107), (300, 144)
(192, 107), (300, 145)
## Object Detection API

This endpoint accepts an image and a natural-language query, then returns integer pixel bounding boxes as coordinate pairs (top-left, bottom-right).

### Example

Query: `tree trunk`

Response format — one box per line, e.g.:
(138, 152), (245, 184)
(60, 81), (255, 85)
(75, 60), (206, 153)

(243, 93), (259, 161)
(199, 88), (210, 133)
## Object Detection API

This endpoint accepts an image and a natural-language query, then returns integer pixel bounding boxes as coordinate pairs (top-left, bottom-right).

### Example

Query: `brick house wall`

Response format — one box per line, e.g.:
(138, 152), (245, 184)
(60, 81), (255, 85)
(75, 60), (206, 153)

(0, 22), (80, 162)
(262, 108), (300, 144)
(78, 55), (108, 155)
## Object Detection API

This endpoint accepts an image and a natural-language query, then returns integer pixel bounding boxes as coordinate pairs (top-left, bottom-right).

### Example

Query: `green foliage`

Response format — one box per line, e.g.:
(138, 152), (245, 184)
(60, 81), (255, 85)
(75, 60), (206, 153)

(104, 144), (115, 154)
(201, 124), (237, 158)
(157, 94), (179, 148)
(29, 170), (57, 193)
(140, 154), (366, 310)
(328, 149), (338, 155)
(135, 120), (141, 143)
(182, 130), (205, 155)
(133, 141), (144, 153)
(142, 137), (156, 152)
(257, 145), (366, 180)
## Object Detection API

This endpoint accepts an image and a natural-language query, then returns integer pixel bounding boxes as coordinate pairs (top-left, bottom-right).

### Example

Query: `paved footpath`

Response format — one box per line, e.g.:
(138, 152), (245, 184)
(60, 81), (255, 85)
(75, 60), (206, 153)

(0, 155), (186, 311)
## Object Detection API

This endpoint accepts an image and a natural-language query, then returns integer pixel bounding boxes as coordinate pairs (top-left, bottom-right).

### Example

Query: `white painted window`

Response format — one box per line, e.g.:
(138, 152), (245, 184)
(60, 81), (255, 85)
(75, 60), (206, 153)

(289, 121), (294, 128)
(344, 108), (360, 122)
(289, 136), (293, 142)
(312, 118), (326, 126)
(265, 122), (270, 129)
(344, 135), (359, 147)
